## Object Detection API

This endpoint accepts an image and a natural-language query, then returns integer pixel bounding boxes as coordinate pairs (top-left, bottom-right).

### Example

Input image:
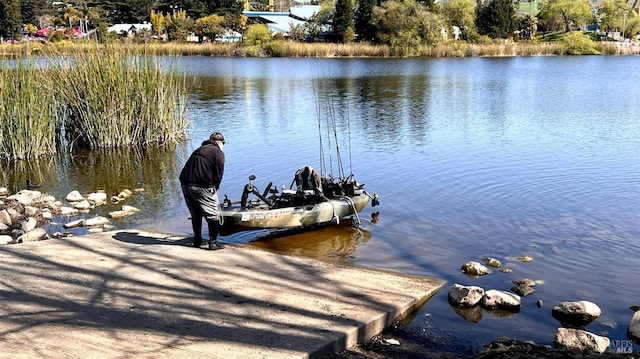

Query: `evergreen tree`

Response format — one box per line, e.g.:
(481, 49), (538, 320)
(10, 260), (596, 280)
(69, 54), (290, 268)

(475, 0), (515, 38)
(355, 0), (375, 41)
(152, 1), (206, 22)
(181, 0), (208, 19)
(0, 0), (22, 39)
(203, 0), (244, 16)
(20, 0), (50, 27)
(334, 0), (354, 42)
(92, 0), (155, 24)
(198, 0), (244, 33)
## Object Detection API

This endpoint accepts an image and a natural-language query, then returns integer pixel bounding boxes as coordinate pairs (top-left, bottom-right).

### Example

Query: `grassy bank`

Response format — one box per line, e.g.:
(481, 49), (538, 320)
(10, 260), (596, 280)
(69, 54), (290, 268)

(2, 36), (639, 58)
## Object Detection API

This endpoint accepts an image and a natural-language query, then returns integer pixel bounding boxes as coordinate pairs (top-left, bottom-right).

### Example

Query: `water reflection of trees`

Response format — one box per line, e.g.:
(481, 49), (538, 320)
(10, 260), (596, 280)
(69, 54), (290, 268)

(1, 145), (188, 230)
(190, 76), (236, 102)
(188, 71), (436, 152)
(319, 75), (433, 149)
(58, 146), (184, 194)
(0, 157), (56, 191)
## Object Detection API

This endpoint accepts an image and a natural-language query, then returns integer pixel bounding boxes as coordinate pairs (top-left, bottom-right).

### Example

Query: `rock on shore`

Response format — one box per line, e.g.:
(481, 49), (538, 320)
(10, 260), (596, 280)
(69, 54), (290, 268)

(448, 284), (485, 307)
(0, 190), (57, 243)
(482, 290), (521, 311)
(469, 337), (632, 359)
(461, 261), (492, 277)
(629, 306), (640, 343)
(1, 187), (142, 244)
(554, 327), (610, 354)
(552, 301), (601, 327)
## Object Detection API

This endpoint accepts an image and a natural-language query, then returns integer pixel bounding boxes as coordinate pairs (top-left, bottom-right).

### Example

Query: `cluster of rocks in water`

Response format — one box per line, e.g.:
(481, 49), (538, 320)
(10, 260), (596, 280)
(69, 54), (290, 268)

(449, 257), (640, 355)
(0, 186), (142, 245)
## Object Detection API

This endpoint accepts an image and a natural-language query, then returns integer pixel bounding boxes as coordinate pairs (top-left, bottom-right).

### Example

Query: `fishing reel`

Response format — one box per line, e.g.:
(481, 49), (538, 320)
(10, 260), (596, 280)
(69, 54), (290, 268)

(372, 193), (380, 207)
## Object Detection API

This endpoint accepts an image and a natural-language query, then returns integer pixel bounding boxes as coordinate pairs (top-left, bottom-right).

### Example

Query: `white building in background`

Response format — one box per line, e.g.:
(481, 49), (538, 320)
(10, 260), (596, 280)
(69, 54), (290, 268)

(107, 23), (153, 37)
(215, 30), (243, 42)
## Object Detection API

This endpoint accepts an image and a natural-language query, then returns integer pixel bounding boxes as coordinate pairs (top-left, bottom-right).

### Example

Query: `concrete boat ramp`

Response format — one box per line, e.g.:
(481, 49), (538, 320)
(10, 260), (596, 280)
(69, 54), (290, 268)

(0, 229), (444, 358)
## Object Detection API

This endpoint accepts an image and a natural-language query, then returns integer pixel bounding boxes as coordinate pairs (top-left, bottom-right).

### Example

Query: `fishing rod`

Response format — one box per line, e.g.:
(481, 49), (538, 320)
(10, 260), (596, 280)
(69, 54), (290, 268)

(312, 74), (357, 184)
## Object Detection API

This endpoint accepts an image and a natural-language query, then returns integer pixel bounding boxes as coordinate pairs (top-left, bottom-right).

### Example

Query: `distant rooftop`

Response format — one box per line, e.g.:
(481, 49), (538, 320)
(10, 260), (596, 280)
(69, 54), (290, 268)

(244, 5), (320, 34)
(107, 23), (152, 34)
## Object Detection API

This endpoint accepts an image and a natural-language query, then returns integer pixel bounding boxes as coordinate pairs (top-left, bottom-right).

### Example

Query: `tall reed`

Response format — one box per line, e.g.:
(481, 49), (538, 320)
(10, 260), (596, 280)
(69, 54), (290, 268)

(0, 57), (58, 160)
(264, 41), (391, 57)
(49, 45), (189, 150)
(147, 42), (241, 56)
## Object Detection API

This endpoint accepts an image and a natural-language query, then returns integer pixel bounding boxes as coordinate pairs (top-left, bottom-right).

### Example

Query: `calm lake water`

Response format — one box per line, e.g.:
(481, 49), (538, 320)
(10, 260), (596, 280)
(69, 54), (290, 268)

(2, 56), (639, 353)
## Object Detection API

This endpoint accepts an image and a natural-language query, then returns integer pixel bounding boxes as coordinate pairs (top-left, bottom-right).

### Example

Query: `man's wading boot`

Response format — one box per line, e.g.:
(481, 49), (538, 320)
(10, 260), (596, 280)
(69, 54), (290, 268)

(190, 216), (204, 247)
(207, 220), (224, 250)
(208, 239), (225, 250)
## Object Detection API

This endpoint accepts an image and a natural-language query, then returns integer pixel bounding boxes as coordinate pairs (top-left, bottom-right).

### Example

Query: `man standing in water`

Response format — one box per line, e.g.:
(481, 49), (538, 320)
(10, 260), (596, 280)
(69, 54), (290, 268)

(179, 132), (226, 250)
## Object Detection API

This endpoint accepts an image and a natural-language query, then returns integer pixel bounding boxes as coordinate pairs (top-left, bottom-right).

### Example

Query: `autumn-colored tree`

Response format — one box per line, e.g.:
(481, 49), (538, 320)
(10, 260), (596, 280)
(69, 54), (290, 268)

(167, 10), (195, 41)
(64, 7), (83, 29)
(150, 10), (165, 36)
(194, 14), (225, 41)
(24, 23), (38, 36)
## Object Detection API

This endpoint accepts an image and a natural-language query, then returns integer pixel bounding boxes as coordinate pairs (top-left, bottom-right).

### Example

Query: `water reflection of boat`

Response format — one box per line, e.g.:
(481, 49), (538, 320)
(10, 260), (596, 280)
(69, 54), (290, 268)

(247, 220), (372, 260)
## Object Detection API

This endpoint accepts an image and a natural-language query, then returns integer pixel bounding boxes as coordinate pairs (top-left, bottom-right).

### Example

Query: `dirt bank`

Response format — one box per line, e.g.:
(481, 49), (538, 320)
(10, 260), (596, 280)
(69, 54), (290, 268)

(329, 327), (637, 359)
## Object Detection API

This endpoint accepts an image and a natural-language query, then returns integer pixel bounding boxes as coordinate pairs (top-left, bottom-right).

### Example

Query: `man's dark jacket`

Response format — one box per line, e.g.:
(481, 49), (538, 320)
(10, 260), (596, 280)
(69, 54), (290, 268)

(179, 140), (225, 189)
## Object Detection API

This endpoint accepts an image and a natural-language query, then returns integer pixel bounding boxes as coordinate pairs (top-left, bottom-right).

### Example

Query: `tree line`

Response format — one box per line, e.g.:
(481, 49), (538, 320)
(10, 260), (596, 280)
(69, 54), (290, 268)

(1, 0), (638, 47)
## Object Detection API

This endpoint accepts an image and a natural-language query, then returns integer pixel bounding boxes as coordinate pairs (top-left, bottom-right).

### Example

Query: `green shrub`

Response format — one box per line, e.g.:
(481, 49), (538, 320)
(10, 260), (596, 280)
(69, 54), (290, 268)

(243, 44), (268, 57)
(51, 30), (65, 42)
(343, 26), (355, 43)
(560, 32), (600, 55)
(264, 41), (284, 57)
(244, 24), (272, 46)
